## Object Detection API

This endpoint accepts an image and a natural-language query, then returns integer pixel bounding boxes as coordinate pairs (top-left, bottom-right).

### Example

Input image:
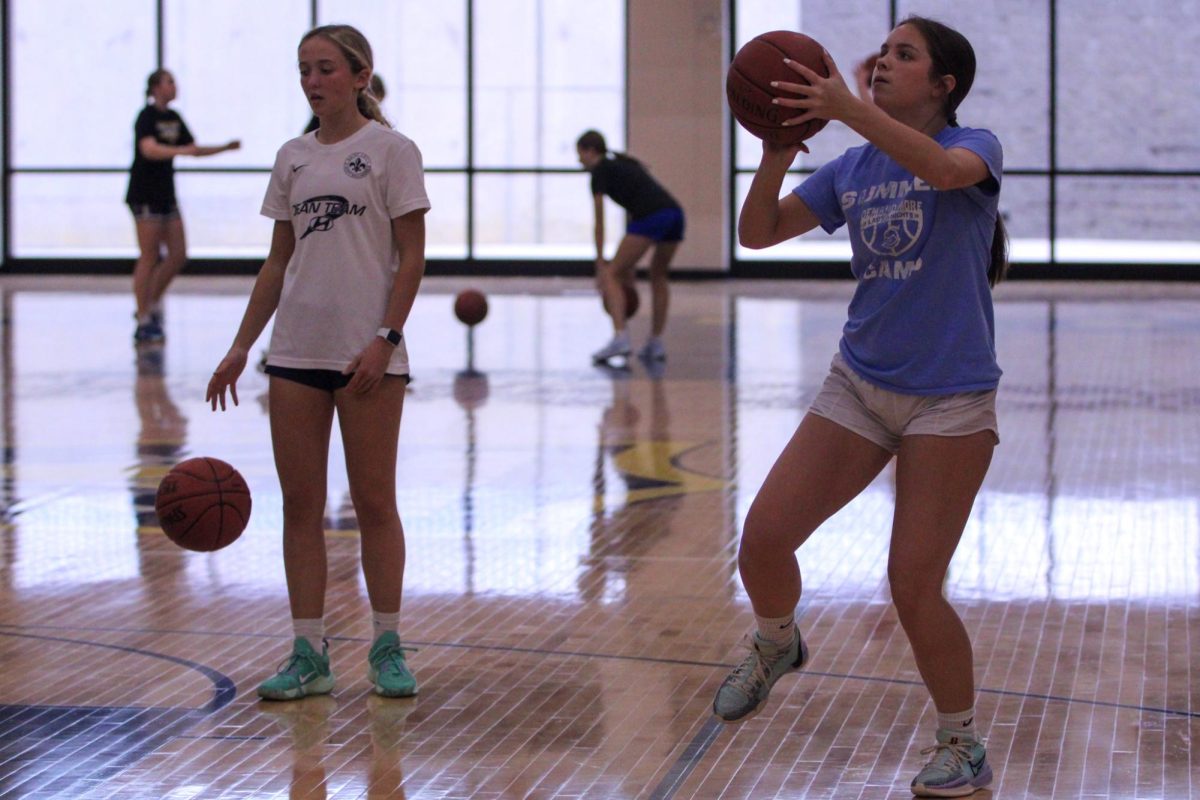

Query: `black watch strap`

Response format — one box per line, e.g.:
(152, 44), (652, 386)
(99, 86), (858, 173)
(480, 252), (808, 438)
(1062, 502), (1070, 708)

(376, 327), (402, 346)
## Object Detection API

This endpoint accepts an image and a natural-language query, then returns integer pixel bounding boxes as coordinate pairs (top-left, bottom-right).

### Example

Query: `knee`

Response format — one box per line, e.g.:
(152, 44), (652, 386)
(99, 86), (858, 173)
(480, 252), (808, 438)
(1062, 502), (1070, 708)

(349, 492), (399, 531)
(739, 502), (793, 566)
(887, 567), (944, 623)
(280, 487), (325, 523)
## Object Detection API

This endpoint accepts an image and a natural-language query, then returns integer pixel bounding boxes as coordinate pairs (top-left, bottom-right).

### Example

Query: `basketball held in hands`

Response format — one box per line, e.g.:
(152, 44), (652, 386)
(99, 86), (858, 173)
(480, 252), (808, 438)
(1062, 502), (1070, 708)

(727, 30), (830, 146)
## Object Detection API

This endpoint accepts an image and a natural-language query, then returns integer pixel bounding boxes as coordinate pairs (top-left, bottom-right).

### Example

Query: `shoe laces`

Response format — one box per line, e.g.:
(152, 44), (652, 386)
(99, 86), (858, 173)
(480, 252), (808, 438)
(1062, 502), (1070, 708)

(374, 642), (418, 673)
(919, 739), (976, 775)
(276, 649), (321, 678)
(726, 636), (777, 695)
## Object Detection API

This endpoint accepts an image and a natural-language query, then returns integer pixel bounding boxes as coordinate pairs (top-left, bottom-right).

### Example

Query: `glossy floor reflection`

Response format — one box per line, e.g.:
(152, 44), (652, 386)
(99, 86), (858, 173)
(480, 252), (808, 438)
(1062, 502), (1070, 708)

(0, 275), (1198, 799)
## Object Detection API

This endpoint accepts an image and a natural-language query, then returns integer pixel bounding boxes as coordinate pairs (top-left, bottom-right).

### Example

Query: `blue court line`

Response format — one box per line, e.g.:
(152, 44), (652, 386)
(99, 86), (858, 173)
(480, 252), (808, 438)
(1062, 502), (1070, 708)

(0, 630), (236, 713)
(1, 621), (1192, 721)
(648, 717), (724, 800)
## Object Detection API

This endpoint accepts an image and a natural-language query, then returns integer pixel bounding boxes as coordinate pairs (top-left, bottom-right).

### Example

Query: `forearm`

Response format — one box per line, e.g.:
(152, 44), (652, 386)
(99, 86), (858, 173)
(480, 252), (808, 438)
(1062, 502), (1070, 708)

(381, 254), (425, 332)
(229, 263), (285, 353)
(839, 101), (959, 188)
(190, 144), (229, 157)
(739, 151), (796, 248)
(382, 214), (427, 331)
(593, 224), (605, 260)
(140, 142), (194, 160)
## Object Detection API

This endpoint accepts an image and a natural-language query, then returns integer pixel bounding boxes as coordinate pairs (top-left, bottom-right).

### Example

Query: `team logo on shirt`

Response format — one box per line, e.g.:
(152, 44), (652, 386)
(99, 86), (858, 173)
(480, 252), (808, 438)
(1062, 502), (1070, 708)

(861, 200), (923, 257)
(155, 120), (183, 144)
(292, 194), (367, 239)
(344, 152), (372, 179)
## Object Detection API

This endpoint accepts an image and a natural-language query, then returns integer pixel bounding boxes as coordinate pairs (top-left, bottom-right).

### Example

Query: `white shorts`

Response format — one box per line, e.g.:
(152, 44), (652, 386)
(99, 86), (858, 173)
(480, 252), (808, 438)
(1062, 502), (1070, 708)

(808, 352), (1000, 455)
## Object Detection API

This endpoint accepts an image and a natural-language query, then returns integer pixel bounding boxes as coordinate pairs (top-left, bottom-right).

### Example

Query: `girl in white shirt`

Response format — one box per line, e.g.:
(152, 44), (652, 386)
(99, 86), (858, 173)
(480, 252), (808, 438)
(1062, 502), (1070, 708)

(207, 24), (429, 702)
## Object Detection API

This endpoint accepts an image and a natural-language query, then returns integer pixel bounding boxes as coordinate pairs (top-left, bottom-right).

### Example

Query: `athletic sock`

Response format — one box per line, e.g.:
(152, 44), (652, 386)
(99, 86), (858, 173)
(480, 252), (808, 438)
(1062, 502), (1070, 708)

(372, 610), (401, 641)
(937, 707), (978, 739)
(292, 618), (325, 650)
(754, 613), (796, 647)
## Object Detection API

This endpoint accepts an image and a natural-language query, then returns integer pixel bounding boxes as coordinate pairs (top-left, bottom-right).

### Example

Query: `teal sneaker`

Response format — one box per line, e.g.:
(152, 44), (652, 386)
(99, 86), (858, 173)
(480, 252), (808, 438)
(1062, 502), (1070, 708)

(257, 637), (335, 701)
(368, 631), (418, 697)
(911, 729), (992, 797)
(713, 626), (808, 723)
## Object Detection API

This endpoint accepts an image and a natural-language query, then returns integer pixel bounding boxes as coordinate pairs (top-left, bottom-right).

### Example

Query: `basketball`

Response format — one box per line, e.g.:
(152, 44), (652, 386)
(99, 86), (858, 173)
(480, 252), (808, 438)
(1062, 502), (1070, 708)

(727, 31), (830, 146)
(155, 457), (251, 552)
(454, 289), (488, 326)
(602, 284), (640, 318)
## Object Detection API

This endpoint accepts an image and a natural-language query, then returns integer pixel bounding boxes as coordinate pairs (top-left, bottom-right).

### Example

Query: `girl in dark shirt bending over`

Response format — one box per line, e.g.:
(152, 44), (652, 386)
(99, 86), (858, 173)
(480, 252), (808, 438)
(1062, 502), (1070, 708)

(577, 130), (685, 364)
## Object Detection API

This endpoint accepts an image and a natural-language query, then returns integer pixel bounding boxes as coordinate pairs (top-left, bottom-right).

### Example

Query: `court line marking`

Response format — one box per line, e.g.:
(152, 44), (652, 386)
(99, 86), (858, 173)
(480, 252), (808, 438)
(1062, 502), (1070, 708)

(0, 630), (236, 713)
(1, 623), (1192, 720)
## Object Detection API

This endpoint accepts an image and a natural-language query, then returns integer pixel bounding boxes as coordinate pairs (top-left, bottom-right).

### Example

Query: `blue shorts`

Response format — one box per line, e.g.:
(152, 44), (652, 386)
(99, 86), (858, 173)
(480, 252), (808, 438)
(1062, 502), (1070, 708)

(626, 207), (685, 242)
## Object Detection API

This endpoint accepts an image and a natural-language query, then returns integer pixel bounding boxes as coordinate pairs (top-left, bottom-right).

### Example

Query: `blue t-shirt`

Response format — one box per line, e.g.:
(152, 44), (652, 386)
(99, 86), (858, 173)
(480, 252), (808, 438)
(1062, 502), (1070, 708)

(794, 126), (1003, 395)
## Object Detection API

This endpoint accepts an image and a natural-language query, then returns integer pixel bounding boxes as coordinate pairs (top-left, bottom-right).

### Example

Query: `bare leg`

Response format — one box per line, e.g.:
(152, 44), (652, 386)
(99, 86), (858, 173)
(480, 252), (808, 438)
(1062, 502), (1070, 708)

(335, 376), (406, 614)
(889, 431), (994, 712)
(132, 219), (166, 319)
(647, 241), (677, 338)
(600, 234), (653, 333)
(269, 377), (336, 620)
(149, 217), (188, 309)
(739, 414), (892, 617)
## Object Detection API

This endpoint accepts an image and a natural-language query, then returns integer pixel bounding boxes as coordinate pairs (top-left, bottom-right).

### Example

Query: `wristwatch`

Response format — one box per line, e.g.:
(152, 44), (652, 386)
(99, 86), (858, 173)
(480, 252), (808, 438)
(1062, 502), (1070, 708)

(376, 327), (402, 346)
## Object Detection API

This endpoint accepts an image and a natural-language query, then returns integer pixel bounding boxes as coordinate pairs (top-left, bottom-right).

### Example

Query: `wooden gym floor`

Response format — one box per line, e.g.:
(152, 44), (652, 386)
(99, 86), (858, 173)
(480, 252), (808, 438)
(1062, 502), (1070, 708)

(0, 274), (1197, 799)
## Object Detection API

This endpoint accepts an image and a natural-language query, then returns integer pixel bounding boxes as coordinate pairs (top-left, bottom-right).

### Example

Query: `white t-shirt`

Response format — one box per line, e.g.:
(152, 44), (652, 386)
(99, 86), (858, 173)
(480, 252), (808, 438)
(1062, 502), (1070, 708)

(260, 121), (430, 374)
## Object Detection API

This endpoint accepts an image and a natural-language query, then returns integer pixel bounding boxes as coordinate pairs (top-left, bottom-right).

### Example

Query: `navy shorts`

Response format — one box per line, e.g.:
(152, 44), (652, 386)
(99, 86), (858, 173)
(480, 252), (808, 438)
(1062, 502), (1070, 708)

(627, 207), (685, 242)
(128, 201), (181, 222)
(265, 366), (410, 393)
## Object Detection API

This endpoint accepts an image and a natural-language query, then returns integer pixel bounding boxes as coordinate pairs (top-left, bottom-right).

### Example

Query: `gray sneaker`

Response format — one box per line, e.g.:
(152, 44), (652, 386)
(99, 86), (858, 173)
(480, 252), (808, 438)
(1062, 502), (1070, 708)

(713, 627), (808, 723)
(638, 337), (666, 361)
(591, 333), (632, 363)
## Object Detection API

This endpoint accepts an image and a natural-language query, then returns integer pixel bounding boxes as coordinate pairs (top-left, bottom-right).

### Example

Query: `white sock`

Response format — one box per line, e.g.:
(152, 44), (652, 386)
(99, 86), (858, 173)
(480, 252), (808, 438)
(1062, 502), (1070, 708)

(937, 708), (978, 739)
(292, 618), (325, 650)
(372, 610), (401, 641)
(754, 613), (796, 647)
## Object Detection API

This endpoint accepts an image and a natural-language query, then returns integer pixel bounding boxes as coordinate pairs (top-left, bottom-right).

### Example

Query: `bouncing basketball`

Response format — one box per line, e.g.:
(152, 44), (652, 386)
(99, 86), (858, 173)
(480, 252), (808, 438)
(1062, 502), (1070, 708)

(155, 457), (251, 552)
(454, 289), (489, 326)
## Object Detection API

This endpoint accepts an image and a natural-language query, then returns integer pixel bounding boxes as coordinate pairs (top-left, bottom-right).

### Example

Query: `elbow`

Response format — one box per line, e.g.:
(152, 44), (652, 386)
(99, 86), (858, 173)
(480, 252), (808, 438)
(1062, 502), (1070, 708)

(737, 227), (771, 250)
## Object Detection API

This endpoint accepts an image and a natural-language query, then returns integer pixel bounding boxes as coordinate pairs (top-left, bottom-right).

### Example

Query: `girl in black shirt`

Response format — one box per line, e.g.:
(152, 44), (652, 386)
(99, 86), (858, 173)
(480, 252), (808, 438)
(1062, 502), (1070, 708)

(126, 69), (239, 343)
(577, 130), (685, 364)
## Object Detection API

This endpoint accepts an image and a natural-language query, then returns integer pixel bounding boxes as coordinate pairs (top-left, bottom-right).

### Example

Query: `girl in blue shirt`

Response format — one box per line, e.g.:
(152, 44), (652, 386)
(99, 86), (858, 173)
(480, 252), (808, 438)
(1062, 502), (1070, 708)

(713, 17), (1007, 798)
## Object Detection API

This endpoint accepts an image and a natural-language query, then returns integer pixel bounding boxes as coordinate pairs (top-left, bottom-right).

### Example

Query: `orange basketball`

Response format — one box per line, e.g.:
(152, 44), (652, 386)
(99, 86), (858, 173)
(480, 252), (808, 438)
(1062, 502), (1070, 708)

(454, 289), (488, 326)
(727, 30), (830, 146)
(155, 457), (251, 552)
(602, 284), (640, 318)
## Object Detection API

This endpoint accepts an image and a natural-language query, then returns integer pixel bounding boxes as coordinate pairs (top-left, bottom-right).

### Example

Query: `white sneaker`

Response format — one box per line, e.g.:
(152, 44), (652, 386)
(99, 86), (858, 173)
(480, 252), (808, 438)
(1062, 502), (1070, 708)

(638, 338), (666, 361)
(592, 333), (632, 363)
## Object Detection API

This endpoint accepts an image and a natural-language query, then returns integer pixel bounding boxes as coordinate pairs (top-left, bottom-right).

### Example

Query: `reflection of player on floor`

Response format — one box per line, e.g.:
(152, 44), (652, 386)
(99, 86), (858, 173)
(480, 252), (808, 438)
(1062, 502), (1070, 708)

(713, 17), (1008, 799)
(576, 130), (684, 364)
(206, 24), (429, 703)
(126, 69), (240, 344)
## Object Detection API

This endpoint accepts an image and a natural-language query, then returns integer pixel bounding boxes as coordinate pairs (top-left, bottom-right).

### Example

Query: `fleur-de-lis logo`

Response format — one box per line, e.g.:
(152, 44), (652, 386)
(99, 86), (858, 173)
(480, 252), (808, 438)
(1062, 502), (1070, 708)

(344, 152), (372, 178)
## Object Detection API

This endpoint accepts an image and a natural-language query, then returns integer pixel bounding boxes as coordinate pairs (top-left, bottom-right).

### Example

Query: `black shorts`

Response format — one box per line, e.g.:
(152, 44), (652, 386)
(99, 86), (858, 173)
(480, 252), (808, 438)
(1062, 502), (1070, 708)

(128, 201), (181, 222)
(265, 366), (409, 393)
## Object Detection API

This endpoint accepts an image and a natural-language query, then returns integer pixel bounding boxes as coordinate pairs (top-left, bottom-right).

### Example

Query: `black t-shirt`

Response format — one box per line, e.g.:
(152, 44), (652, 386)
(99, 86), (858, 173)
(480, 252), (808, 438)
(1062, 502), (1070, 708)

(125, 105), (194, 205)
(589, 156), (680, 220)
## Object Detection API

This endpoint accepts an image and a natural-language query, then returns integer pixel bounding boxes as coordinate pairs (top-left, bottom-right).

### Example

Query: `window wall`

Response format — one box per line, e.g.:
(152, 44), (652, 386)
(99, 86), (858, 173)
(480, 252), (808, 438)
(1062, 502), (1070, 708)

(733, 0), (1200, 267)
(5, 0), (624, 261)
